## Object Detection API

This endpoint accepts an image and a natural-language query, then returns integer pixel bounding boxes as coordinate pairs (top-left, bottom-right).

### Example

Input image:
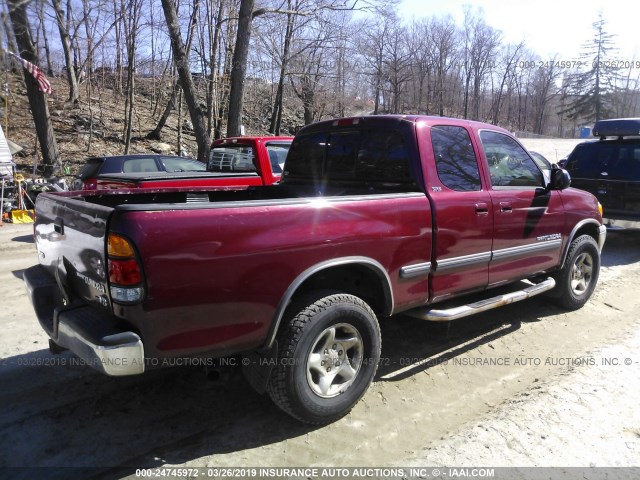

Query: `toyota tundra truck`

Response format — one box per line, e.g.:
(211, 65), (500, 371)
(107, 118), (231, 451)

(24, 115), (606, 424)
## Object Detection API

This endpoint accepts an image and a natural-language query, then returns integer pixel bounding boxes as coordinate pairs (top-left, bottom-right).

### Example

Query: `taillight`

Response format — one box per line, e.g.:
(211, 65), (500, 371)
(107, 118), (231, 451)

(108, 233), (144, 303)
(84, 178), (98, 190)
(109, 259), (142, 285)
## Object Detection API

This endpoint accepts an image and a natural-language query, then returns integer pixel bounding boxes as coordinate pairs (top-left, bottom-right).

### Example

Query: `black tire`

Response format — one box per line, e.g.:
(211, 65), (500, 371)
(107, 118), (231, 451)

(267, 292), (381, 424)
(552, 235), (600, 310)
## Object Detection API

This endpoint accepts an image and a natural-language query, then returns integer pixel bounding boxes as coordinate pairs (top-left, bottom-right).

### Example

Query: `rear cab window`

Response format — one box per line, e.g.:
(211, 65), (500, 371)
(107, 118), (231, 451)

(283, 127), (418, 189)
(209, 145), (257, 172)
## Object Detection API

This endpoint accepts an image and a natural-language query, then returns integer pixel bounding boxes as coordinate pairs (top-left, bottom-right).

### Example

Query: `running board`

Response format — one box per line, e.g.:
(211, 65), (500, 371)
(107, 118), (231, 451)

(406, 277), (556, 322)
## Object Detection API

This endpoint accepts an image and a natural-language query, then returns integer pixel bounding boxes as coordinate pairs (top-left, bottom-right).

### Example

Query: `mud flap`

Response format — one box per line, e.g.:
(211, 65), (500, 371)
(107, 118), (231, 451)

(242, 342), (278, 394)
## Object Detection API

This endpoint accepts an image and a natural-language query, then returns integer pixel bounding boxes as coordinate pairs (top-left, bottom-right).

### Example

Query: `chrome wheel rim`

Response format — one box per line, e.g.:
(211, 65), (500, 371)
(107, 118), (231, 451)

(306, 323), (364, 398)
(571, 252), (593, 296)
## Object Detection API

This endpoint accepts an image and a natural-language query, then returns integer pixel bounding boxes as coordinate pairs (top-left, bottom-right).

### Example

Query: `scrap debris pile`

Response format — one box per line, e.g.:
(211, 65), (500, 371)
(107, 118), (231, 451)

(0, 124), (67, 224)
(1, 162), (65, 224)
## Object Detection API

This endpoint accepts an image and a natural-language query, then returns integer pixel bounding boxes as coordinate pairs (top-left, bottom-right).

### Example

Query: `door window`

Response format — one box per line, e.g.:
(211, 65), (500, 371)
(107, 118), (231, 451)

(162, 157), (206, 172)
(480, 131), (544, 188)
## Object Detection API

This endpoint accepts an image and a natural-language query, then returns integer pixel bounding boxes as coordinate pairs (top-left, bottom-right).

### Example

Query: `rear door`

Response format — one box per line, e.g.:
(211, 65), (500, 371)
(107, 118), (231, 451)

(565, 142), (606, 205)
(568, 141), (640, 220)
(608, 143), (640, 218)
(479, 130), (564, 286)
(421, 124), (493, 302)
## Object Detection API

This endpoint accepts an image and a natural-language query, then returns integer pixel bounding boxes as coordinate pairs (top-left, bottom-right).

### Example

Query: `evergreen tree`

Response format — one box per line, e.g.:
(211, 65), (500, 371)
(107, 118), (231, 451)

(563, 14), (620, 122)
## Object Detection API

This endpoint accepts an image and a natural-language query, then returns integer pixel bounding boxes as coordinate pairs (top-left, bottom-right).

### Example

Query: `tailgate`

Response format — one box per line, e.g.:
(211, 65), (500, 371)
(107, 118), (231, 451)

(34, 192), (114, 311)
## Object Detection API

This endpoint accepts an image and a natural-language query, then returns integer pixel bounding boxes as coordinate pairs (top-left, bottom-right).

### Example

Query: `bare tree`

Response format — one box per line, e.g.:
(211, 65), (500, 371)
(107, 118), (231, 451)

(161, 0), (210, 161)
(530, 58), (560, 134)
(356, 15), (390, 115)
(7, 0), (60, 176)
(226, 0), (254, 136)
(461, 8), (501, 120)
(490, 42), (524, 125)
(122, 0), (143, 153)
(268, 1), (297, 134)
(407, 20), (431, 113)
(51, 0), (81, 105)
(382, 20), (411, 113)
(35, 0), (54, 76)
(148, 0), (200, 142)
(428, 16), (459, 116)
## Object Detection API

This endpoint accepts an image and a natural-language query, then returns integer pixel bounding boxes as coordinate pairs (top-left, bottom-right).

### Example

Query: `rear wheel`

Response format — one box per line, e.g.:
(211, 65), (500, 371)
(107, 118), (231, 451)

(267, 292), (381, 424)
(552, 235), (600, 309)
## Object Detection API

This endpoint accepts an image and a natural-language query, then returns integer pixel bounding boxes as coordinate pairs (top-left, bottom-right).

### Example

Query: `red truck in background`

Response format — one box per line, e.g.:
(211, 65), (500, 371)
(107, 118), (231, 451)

(24, 115), (605, 424)
(94, 136), (293, 190)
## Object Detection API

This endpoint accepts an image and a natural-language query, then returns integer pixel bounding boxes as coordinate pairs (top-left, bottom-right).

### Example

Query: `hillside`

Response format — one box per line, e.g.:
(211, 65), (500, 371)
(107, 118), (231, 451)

(1, 71), (304, 180)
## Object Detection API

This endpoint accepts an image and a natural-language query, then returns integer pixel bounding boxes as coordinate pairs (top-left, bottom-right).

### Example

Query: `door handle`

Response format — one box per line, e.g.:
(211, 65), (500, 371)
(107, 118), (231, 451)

(500, 202), (512, 213)
(475, 203), (489, 215)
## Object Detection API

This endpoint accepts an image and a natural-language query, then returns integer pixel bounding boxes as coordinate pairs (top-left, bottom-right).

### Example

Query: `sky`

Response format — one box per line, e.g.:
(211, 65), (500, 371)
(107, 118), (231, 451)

(398, 0), (640, 62)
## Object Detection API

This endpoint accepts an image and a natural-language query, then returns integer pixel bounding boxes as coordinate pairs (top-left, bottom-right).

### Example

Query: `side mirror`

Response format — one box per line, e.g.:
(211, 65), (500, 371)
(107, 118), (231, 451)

(549, 167), (571, 190)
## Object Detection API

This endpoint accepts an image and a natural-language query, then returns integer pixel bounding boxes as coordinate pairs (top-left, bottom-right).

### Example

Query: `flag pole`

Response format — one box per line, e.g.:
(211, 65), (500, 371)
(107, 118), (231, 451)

(3, 53), (8, 133)
(3, 83), (7, 133)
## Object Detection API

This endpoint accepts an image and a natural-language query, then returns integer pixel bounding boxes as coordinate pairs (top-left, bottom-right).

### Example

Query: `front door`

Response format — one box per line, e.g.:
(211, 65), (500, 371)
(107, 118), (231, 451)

(479, 130), (565, 286)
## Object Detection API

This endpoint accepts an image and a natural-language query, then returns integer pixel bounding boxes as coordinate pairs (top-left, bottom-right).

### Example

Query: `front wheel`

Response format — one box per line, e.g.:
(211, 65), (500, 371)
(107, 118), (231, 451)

(552, 235), (600, 310)
(267, 292), (381, 424)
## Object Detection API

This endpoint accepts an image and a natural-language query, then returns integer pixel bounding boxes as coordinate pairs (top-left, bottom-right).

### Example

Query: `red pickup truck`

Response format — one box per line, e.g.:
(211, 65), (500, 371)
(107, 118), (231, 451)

(24, 115), (605, 424)
(94, 136), (293, 190)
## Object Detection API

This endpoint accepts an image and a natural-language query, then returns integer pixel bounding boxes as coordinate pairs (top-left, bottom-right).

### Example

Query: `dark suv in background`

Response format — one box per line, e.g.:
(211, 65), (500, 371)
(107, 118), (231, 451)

(564, 118), (640, 229)
(70, 154), (206, 190)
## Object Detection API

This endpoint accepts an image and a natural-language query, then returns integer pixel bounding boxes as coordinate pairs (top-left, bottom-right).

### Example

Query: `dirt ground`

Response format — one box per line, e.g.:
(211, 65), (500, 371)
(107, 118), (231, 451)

(0, 215), (639, 478)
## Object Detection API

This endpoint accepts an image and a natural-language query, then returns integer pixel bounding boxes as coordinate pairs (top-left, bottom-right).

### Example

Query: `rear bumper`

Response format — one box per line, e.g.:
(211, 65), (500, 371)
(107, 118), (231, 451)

(23, 265), (145, 376)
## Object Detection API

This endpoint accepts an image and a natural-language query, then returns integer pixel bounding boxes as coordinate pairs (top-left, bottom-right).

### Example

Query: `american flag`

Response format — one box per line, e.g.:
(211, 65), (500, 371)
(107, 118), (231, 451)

(7, 51), (52, 95)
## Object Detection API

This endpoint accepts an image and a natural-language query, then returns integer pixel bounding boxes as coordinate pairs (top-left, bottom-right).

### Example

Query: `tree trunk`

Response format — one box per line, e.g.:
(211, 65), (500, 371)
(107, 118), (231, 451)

(161, 0), (210, 162)
(36, 0), (54, 76)
(7, 0), (60, 177)
(113, 0), (123, 94)
(1, 10), (19, 55)
(206, 0), (224, 137)
(51, 0), (80, 106)
(226, 0), (254, 137)
(269, 10), (294, 135)
(147, 80), (181, 140)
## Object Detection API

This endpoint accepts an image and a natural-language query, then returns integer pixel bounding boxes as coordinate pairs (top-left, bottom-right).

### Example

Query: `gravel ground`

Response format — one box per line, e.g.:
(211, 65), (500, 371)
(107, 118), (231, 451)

(0, 213), (639, 479)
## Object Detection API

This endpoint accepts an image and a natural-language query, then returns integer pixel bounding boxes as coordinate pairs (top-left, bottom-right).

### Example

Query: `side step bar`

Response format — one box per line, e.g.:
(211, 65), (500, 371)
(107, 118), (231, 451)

(406, 277), (556, 322)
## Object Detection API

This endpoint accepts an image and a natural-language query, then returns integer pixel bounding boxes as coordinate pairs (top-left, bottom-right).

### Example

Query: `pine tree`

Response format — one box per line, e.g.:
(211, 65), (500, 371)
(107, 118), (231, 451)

(563, 14), (620, 122)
